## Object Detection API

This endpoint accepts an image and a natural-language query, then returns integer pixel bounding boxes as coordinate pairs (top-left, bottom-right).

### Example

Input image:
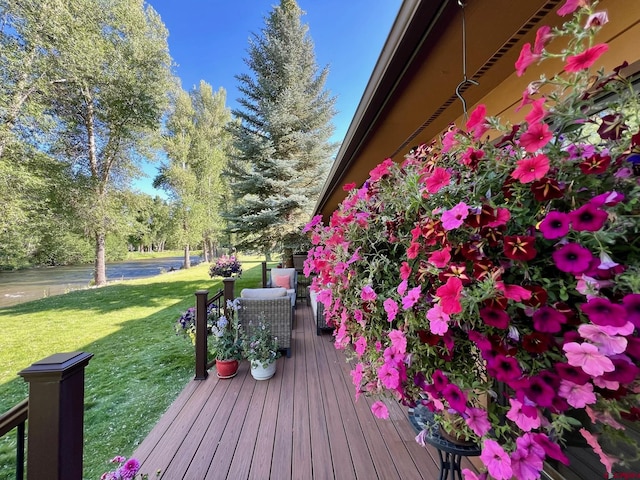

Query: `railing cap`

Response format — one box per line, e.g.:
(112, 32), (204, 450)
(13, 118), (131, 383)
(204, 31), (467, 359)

(19, 352), (93, 380)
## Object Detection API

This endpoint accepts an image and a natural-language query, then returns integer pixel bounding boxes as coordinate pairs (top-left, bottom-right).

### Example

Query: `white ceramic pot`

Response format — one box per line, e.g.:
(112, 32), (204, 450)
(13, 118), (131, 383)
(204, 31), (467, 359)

(250, 360), (276, 380)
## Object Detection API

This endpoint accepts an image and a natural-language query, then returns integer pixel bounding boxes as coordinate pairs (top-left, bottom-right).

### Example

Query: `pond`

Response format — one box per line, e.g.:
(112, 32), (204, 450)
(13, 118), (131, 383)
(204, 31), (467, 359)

(0, 256), (196, 308)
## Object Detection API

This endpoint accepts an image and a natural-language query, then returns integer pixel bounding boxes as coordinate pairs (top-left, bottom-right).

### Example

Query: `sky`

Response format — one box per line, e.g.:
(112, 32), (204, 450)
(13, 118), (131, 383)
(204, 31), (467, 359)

(132, 0), (402, 196)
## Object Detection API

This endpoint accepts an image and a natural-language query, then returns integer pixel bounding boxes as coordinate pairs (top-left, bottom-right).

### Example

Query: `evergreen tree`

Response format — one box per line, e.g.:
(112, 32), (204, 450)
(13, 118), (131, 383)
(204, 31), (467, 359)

(225, 0), (337, 257)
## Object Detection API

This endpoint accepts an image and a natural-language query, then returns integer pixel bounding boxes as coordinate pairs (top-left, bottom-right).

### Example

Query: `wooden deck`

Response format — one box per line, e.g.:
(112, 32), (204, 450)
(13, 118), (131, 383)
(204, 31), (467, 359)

(134, 301), (478, 479)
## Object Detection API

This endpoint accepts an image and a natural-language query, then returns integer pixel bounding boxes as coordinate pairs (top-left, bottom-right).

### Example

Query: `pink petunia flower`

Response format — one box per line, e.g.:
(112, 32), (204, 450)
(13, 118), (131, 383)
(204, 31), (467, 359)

(533, 305), (566, 333)
(623, 293), (640, 328)
(383, 298), (399, 322)
(441, 202), (469, 230)
(351, 363), (364, 387)
(426, 167), (451, 193)
(507, 398), (541, 431)
(354, 336), (367, 356)
(400, 262), (412, 280)
(565, 44), (609, 72)
(397, 279), (408, 296)
(578, 324), (627, 355)
(371, 400), (389, 419)
(511, 154), (550, 182)
(436, 277), (463, 314)
(533, 25), (553, 54)
(428, 247), (451, 268)
(361, 285), (377, 302)
(525, 98), (547, 124)
(369, 158), (394, 182)
(511, 434), (545, 480)
(442, 383), (467, 413)
(520, 123), (553, 153)
(515, 43), (539, 77)
(402, 286), (422, 310)
(480, 439), (513, 480)
(388, 329), (407, 354)
(580, 429), (616, 475)
(585, 11), (609, 28)
(563, 342), (615, 377)
(466, 104), (489, 140)
(427, 304), (450, 335)
(533, 433), (569, 465)
(465, 407), (491, 436)
(557, 0), (587, 16)
(559, 379), (597, 408)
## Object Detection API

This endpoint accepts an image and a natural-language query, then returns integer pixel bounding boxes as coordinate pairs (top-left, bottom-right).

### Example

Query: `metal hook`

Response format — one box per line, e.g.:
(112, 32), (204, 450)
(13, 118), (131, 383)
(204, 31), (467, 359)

(456, 0), (478, 120)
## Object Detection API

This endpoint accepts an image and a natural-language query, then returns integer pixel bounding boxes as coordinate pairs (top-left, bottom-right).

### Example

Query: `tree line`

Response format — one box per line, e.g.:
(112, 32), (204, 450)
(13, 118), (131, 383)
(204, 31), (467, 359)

(0, 0), (336, 284)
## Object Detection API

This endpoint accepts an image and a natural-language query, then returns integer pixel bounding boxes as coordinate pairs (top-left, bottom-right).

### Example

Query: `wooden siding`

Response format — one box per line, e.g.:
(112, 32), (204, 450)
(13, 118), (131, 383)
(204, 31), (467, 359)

(133, 302), (479, 479)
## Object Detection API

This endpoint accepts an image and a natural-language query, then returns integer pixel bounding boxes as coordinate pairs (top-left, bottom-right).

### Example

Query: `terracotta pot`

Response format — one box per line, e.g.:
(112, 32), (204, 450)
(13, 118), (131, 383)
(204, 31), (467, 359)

(216, 359), (239, 379)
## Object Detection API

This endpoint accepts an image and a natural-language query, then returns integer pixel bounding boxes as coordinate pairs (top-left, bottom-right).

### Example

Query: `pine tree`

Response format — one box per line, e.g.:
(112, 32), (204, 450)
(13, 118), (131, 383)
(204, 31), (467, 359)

(225, 0), (337, 257)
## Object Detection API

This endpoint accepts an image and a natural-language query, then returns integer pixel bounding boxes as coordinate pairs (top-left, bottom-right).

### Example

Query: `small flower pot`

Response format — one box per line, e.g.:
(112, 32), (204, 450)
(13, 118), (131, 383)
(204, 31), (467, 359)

(250, 360), (276, 380)
(216, 359), (239, 379)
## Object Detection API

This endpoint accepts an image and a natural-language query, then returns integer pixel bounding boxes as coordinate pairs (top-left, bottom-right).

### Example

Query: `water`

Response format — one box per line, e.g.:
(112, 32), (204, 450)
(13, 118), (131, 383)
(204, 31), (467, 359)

(0, 256), (193, 308)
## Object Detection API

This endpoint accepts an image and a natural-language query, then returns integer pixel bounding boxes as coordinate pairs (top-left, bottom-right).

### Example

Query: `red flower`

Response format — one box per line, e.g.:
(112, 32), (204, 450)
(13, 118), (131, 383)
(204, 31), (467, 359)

(480, 306), (510, 329)
(522, 332), (553, 354)
(503, 235), (537, 261)
(531, 177), (563, 201)
(342, 182), (357, 191)
(578, 153), (611, 174)
(564, 43), (609, 72)
(466, 104), (489, 140)
(597, 114), (627, 140)
(519, 122), (553, 152)
(511, 154), (550, 183)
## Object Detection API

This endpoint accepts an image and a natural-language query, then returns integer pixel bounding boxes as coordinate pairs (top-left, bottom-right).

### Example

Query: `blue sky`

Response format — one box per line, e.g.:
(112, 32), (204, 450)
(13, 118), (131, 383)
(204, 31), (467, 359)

(133, 0), (402, 196)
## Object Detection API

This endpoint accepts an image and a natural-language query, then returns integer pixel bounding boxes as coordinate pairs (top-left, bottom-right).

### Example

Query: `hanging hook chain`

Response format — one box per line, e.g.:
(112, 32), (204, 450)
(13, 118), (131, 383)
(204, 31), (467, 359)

(455, 0), (479, 120)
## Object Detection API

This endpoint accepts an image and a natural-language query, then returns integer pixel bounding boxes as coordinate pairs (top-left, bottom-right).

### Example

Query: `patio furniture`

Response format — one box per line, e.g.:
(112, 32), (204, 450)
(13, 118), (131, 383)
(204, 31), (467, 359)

(309, 288), (332, 336)
(238, 288), (293, 357)
(266, 267), (297, 307)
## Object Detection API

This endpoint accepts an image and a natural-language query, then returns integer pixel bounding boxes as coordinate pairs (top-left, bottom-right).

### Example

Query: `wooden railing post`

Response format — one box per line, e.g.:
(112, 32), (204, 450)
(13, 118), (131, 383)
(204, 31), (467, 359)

(195, 290), (209, 380)
(262, 262), (267, 287)
(18, 352), (93, 480)
(223, 277), (235, 304)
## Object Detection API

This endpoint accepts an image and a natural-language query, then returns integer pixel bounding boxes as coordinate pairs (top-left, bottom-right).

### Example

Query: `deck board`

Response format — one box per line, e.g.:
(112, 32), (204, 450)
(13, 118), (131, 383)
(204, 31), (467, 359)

(134, 300), (480, 479)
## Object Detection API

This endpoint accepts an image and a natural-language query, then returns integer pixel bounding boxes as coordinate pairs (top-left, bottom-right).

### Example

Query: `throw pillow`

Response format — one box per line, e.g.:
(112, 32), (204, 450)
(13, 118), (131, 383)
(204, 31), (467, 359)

(273, 274), (291, 289)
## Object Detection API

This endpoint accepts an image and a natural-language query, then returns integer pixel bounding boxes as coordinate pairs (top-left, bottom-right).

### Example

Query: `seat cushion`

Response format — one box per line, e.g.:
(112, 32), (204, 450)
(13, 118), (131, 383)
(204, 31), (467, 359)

(241, 287), (287, 299)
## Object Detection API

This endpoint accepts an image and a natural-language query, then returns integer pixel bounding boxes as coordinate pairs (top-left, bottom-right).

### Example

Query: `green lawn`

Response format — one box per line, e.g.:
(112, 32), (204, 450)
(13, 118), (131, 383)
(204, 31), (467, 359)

(0, 255), (267, 479)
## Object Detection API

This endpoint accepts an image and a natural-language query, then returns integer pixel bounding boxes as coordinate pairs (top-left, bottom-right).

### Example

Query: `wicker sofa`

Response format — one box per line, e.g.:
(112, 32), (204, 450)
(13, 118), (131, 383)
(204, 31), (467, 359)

(238, 288), (293, 357)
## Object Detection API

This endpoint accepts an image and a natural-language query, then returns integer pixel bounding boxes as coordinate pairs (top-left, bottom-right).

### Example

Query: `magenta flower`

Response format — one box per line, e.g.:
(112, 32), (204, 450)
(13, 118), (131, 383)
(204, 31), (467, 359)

(360, 285), (377, 302)
(426, 167), (451, 193)
(397, 279), (408, 296)
(369, 158), (394, 182)
(441, 202), (469, 230)
(118, 458), (140, 480)
(569, 203), (608, 231)
(622, 293), (640, 328)
(388, 329), (407, 354)
(511, 434), (545, 480)
(533, 433), (569, 465)
(351, 363), (364, 387)
(523, 375), (556, 408)
(532, 306), (566, 333)
(354, 336), (367, 356)
(400, 262), (411, 280)
(436, 277), (463, 314)
(465, 407), (491, 436)
(442, 383), (467, 413)
(383, 298), (399, 322)
(428, 246), (451, 268)
(558, 379), (596, 408)
(402, 286), (422, 310)
(539, 211), (570, 239)
(557, 0), (586, 16)
(515, 43), (539, 77)
(480, 439), (513, 480)
(563, 342), (615, 377)
(480, 306), (510, 329)
(378, 363), (401, 389)
(525, 98), (547, 124)
(565, 44), (609, 72)
(511, 153), (550, 182)
(533, 25), (553, 54)
(552, 243), (593, 274)
(466, 104), (489, 140)
(580, 297), (627, 327)
(371, 400), (389, 419)
(489, 354), (522, 383)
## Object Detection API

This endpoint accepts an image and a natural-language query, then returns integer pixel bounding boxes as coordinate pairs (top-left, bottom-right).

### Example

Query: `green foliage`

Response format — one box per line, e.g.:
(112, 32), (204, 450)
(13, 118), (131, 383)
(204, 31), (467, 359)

(224, 0), (337, 254)
(241, 314), (281, 365)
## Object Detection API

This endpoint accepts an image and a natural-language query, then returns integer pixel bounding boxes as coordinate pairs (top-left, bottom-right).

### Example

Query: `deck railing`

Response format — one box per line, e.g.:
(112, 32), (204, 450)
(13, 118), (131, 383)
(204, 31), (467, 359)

(194, 277), (236, 380)
(1, 351), (92, 480)
(0, 399), (28, 479)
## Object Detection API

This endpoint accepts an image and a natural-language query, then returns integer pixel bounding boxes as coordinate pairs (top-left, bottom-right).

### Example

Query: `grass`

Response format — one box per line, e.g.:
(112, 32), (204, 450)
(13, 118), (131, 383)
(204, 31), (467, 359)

(0, 255), (268, 480)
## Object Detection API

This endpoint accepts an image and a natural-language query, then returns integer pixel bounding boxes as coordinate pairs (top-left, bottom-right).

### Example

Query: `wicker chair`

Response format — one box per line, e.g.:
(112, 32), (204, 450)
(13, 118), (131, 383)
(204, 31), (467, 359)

(237, 295), (293, 358)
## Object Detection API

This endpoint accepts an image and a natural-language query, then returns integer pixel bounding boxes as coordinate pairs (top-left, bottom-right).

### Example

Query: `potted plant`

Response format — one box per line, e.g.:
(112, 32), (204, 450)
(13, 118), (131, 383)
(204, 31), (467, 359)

(209, 255), (243, 278)
(210, 301), (243, 378)
(241, 315), (281, 380)
(304, 2), (640, 479)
